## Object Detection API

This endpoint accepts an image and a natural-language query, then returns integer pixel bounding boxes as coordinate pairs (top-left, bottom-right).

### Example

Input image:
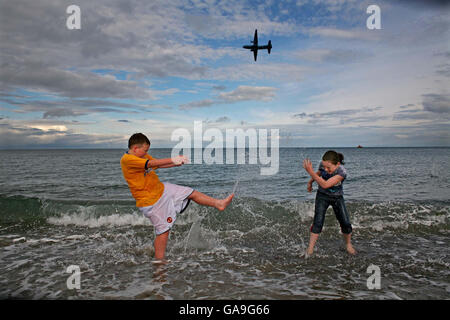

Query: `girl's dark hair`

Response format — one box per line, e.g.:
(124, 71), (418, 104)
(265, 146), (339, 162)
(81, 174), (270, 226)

(128, 133), (150, 148)
(322, 150), (345, 165)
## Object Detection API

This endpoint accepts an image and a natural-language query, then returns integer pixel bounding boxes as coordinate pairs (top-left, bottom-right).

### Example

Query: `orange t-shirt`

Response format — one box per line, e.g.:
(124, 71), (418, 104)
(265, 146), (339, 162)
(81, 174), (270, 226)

(120, 153), (164, 207)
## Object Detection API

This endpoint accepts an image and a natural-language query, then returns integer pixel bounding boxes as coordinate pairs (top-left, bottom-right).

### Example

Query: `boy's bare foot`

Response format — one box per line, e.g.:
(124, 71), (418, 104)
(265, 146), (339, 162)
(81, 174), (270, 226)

(216, 193), (234, 211)
(152, 258), (170, 265)
(306, 247), (314, 256)
(346, 245), (356, 255)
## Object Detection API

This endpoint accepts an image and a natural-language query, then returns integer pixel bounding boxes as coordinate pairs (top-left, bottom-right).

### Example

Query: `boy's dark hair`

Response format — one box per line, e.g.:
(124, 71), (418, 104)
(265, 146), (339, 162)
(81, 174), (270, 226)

(322, 150), (345, 165)
(128, 133), (150, 149)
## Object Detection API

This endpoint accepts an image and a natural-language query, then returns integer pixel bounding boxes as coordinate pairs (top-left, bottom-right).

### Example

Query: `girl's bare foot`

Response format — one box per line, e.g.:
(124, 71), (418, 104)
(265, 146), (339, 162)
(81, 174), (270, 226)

(306, 233), (319, 257)
(346, 244), (356, 255)
(216, 193), (234, 211)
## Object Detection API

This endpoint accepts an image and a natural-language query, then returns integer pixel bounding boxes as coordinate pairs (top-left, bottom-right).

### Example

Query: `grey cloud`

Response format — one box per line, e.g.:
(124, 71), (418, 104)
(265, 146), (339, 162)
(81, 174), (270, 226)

(293, 107), (386, 125)
(207, 64), (308, 82)
(399, 104), (416, 109)
(393, 111), (440, 121)
(182, 2), (298, 40)
(422, 93), (450, 113)
(296, 48), (373, 64)
(180, 99), (215, 110)
(185, 14), (218, 34)
(116, 0), (140, 15)
(215, 116), (230, 123)
(1, 96), (171, 118)
(340, 115), (389, 124)
(393, 95), (450, 121)
(382, 11), (449, 47)
(0, 0), (134, 65)
(2, 0), (305, 89)
(0, 121), (125, 148)
(218, 86), (276, 103)
(203, 116), (231, 124)
(293, 112), (307, 119)
(0, 59), (155, 99)
(434, 51), (450, 58)
(307, 27), (372, 40)
(392, 0), (450, 7)
(0, 0), (211, 99)
(179, 86), (276, 110)
(0, 92), (32, 99)
(43, 108), (85, 119)
(293, 107), (383, 121)
(396, 108), (423, 114)
(133, 56), (209, 79)
(436, 63), (450, 77)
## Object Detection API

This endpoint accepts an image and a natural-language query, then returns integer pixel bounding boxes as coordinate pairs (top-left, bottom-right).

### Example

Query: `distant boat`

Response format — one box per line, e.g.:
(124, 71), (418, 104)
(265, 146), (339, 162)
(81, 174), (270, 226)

(357, 145), (363, 148)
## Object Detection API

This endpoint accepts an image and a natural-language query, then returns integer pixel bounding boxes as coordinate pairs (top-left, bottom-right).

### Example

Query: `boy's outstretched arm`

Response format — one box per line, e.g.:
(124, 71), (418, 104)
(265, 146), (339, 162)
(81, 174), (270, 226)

(147, 155), (189, 169)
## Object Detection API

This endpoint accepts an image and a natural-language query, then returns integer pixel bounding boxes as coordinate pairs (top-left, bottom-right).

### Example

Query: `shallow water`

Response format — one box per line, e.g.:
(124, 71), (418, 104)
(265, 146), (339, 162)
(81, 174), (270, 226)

(0, 148), (449, 299)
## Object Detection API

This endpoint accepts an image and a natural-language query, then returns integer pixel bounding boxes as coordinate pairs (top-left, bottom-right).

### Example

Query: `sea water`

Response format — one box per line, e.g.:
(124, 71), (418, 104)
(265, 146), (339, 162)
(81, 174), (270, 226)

(0, 148), (448, 299)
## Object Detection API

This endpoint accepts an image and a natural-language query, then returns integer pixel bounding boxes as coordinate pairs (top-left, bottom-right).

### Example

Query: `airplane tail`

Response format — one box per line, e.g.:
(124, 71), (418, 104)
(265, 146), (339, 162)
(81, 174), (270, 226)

(267, 40), (272, 54)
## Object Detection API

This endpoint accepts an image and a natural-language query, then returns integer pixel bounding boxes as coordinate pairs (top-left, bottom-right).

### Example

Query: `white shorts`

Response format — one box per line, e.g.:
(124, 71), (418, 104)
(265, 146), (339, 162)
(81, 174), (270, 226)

(139, 182), (194, 235)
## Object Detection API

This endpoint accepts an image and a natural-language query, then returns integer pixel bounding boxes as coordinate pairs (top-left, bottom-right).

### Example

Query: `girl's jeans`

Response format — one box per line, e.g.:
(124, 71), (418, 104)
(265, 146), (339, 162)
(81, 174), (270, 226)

(311, 191), (353, 234)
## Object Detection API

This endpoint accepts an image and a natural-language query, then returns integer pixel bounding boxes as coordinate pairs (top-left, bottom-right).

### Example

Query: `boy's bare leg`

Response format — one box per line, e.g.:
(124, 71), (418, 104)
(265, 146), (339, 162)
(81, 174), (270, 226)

(154, 230), (170, 260)
(343, 233), (356, 255)
(188, 190), (234, 211)
(306, 232), (319, 256)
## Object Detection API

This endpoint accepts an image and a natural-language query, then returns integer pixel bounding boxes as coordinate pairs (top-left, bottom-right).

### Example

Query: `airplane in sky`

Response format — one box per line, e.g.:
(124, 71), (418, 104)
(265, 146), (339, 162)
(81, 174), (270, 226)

(243, 29), (272, 62)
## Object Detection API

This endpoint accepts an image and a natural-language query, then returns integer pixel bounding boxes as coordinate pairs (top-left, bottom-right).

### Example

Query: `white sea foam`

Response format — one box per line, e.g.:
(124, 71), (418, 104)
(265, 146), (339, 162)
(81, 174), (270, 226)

(64, 234), (86, 240)
(47, 212), (151, 228)
(12, 237), (26, 243)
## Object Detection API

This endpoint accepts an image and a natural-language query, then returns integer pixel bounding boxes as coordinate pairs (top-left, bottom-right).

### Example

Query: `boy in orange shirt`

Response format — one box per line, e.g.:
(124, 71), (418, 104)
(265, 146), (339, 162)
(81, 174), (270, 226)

(121, 133), (234, 262)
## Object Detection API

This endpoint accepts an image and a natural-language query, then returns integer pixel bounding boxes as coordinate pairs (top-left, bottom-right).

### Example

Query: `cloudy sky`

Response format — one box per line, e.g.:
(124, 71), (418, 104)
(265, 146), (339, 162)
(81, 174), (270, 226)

(0, 0), (449, 148)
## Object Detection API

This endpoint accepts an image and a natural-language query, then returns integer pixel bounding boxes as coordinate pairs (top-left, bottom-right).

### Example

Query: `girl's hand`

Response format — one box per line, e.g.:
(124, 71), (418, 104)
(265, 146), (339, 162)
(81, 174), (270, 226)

(307, 181), (313, 193)
(303, 159), (314, 174)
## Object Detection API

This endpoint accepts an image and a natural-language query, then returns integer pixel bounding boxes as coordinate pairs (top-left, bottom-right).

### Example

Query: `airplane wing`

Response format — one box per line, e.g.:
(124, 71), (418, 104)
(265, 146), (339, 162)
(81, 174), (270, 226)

(254, 29), (258, 46)
(253, 49), (257, 61)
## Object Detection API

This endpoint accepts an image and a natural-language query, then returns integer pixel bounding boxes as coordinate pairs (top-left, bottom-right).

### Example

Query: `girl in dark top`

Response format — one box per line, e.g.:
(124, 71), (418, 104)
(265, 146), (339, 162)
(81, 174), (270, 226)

(303, 150), (356, 256)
